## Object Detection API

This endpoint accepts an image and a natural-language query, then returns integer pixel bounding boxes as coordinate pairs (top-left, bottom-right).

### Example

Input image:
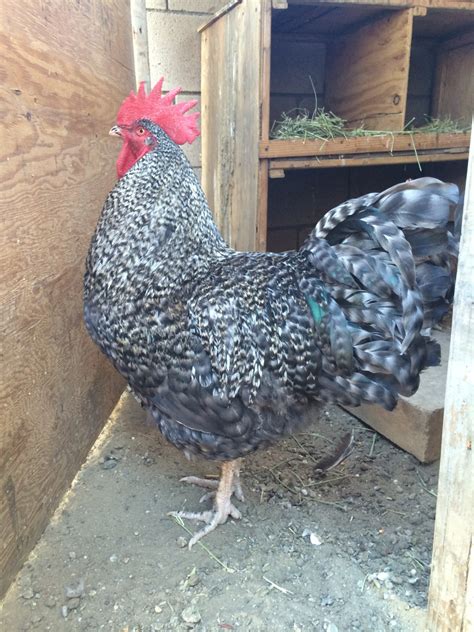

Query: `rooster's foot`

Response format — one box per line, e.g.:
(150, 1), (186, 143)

(169, 500), (241, 549)
(180, 459), (244, 503)
(170, 460), (243, 548)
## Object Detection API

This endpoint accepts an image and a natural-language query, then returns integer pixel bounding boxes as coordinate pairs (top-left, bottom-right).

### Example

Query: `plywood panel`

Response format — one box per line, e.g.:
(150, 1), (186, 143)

(0, 0), (132, 597)
(201, 0), (264, 251)
(432, 43), (474, 126)
(325, 9), (413, 130)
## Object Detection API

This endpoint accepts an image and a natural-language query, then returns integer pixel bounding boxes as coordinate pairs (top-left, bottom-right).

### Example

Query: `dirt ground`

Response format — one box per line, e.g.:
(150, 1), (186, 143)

(0, 392), (439, 632)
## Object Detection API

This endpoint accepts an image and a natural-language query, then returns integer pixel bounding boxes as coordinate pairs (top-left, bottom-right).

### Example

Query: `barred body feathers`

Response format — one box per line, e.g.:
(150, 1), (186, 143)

(84, 121), (459, 461)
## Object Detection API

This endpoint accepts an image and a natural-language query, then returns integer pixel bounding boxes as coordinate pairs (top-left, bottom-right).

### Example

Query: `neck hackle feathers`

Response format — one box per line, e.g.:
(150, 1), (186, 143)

(117, 78), (200, 145)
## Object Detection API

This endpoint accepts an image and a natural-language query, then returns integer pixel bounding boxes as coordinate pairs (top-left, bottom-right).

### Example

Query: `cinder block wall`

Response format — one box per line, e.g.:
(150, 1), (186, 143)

(146, 1), (226, 174)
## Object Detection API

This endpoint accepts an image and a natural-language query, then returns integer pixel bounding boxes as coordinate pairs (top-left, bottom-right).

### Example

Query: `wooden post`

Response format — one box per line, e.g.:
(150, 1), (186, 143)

(200, 0), (264, 252)
(257, 0), (272, 252)
(427, 122), (474, 631)
(131, 0), (150, 90)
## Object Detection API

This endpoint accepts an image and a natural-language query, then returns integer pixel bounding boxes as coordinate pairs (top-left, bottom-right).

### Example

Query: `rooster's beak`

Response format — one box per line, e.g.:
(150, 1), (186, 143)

(109, 125), (122, 137)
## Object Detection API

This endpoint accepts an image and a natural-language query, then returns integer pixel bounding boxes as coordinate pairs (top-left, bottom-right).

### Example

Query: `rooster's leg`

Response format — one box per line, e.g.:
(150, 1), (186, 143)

(180, 458), (245, 502)
(169, 460), (243, 548)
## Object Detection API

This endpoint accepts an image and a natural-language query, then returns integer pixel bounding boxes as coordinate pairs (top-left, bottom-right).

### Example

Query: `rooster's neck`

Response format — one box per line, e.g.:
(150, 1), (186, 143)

(85, 141), (230, 301)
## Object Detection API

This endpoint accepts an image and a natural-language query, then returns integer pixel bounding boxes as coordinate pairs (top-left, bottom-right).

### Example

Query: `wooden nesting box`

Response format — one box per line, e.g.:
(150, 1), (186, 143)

(200, 0), (472, 252)
(271, 1), (474, 132)
(200, 0), (472, 462)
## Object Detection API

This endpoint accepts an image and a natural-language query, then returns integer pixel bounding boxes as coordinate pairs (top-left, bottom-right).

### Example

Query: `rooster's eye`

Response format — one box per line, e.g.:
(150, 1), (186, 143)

(136, 127), (145, 136)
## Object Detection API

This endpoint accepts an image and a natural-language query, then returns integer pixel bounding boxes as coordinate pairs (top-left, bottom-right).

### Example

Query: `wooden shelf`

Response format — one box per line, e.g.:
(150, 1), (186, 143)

(260, 132), (471, 171)
(281, 0), (474, 9)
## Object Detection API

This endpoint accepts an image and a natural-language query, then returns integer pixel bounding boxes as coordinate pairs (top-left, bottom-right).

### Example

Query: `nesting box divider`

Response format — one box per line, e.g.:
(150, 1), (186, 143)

(325, 9), (413, 131)
(431, 31), (474, 126)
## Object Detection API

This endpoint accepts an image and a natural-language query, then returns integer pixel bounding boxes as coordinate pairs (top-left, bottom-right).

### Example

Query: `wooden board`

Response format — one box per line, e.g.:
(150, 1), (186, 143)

(413, 11), (474, 38)
(260, 132), (471, 158)
(345, 330), (450, 463)
(261, 0), (272, 141)
(325, 9), (413, 130)
(272, 5), (332, 33)
(201, 0), (265, 251)
(432, 42), (474, 127)
(0, 0), (131, 597)
(287, 0), (474, 9)
(425, 0), (474, 9)
(273, 4), (390, 37)
(427, 123), (474, 631)
(198, 0), (242, 33)
(131, 0), (151, 89)
(269, 151), (469, 170)
(257, 0), (273, 251)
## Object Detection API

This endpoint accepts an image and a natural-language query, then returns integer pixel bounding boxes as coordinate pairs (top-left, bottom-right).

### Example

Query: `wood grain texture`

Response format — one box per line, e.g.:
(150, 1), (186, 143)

(273, 4), (385, 37)
(257, 0), (272, 252)
(425, 0), (474, 9)
(427, 123), (474, 632)
(260, 0), (272, 141)
(131, 0), (151, 89)
(325, 9), (413, 130)
(201, 0), (263, 251)
(438, 30), (474, 52)
(260, 132), (471, 158)
(432, 43), (474, 127)
(269, 151), (469, 170)
(257, 161), (270, 250)
(288, 0), (474, 8)
(345, 329), (451, 463)
(0, 0), (132, 597)
(198, 0), (243, 32)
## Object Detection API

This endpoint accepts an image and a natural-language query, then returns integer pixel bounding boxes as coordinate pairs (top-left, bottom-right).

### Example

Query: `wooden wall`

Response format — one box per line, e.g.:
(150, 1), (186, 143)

(0, 0), (132, 597)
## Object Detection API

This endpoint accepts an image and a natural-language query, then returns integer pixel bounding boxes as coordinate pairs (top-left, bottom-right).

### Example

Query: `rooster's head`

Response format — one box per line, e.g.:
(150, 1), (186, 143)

(111, 78), (200, 178)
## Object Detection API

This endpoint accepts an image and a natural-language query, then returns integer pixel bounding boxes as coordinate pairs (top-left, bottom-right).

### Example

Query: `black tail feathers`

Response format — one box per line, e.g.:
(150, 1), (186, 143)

(302, 177), (459, 410)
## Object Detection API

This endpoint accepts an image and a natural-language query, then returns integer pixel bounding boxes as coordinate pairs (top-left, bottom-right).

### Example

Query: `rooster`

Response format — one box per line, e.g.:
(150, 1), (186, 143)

(84, 80), (459, 547)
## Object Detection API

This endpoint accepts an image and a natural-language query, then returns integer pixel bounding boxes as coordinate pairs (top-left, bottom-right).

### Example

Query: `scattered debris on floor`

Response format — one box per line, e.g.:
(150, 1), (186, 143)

(0, 393), (438, 631)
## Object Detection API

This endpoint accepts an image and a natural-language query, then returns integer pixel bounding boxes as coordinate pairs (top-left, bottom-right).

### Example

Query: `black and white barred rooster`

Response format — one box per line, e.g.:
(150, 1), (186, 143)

(84, 81), (459, 546)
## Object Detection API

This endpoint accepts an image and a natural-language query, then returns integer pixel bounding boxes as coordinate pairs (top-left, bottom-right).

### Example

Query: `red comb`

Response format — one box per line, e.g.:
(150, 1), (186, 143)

(116, 78), (200, 145)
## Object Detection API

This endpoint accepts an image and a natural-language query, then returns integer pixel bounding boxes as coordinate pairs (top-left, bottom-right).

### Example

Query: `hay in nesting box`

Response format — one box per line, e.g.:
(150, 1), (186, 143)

(271, 109), (347, 141)
(271, 110), (471, 140)
(415, 116), (471, 134)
